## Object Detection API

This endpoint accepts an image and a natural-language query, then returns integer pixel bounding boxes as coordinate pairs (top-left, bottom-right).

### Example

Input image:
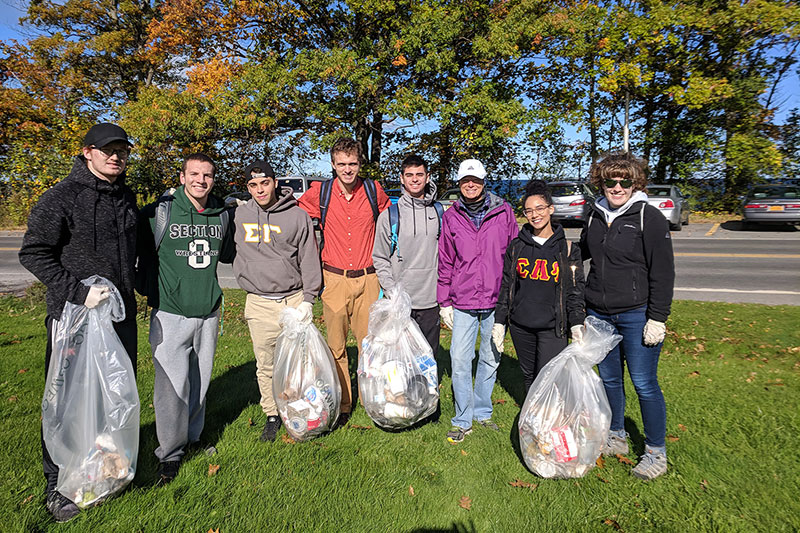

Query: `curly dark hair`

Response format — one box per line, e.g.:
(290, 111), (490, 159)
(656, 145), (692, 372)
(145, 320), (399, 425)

(523, 179), (553, 206)
(589, 151), (648, 192)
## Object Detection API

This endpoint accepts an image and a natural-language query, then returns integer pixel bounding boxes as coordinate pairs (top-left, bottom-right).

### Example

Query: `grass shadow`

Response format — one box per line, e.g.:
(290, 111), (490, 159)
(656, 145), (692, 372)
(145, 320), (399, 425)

(409, 522), (477, 533)
(624, 415), (646, 455)
(496, 353), (526, 406)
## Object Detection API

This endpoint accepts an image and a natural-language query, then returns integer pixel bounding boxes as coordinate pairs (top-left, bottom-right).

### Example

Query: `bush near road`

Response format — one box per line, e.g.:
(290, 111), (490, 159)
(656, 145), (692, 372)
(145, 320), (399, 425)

(1, 287), (798, 532)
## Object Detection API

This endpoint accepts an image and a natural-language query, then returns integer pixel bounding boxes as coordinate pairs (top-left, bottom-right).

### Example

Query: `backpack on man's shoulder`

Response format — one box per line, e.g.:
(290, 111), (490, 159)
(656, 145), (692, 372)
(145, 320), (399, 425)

(317, 177), (381, 252)
(388, 201), (445, 256)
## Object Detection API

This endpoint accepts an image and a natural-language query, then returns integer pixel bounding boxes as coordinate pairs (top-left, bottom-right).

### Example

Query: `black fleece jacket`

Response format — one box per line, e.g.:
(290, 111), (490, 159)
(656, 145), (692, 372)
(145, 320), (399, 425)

(19, 157), (138, 321)
(495, 223), (585, 337)
(579, 201), (674, 322)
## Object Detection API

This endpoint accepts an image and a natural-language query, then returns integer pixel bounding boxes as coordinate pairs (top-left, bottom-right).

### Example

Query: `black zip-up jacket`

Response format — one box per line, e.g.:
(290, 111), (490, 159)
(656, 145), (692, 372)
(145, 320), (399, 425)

(579, 200), (674, 322)
(495, 223), (585, 337)
(19, 156), (139, 321)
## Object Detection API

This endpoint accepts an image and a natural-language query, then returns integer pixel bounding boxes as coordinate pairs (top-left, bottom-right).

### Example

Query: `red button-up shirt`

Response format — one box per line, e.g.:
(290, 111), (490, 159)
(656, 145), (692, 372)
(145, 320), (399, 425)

(298, 178), (390, 270)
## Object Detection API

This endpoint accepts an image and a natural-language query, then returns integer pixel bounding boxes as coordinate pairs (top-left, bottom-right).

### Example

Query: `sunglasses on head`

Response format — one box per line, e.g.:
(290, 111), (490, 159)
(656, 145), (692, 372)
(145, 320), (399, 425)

(604, 178), (633, 189)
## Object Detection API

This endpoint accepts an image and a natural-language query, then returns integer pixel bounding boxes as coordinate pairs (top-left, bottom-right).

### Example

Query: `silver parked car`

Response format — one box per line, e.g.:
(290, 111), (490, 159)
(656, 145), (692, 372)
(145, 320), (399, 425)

(741, 184), (800, 228)
(550, 181), (595, 225)
(646, 185), (690, 231)
(439, 188), (460, 210)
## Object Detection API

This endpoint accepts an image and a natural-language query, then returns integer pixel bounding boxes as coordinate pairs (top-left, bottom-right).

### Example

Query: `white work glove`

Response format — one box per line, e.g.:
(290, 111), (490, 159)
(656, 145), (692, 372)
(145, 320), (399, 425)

(491, 323), (506, 353)
(643, 319), (666, 346)
(439, 306), (454, 330)
(570, 324), (584, 344)
(84, 285), (110, 309)
(296, 301), (314, 324)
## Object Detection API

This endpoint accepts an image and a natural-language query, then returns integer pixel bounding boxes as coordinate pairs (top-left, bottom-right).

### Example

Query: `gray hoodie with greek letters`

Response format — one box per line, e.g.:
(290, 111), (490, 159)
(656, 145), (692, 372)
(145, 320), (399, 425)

(372, 181), (440, 309)
(232, 187), (321, 303)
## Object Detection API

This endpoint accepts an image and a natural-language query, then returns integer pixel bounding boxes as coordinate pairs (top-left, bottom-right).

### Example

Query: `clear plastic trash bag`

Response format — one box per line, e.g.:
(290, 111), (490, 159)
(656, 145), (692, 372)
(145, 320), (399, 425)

(518, 315), (622, 479)
(358, 286), (439, 429)
(41, 276), (139, 508)
(273, 307), (341, 441)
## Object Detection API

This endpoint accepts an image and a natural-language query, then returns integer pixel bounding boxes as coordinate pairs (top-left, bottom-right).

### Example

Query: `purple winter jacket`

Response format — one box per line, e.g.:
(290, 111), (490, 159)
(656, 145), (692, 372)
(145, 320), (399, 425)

(437, 192), (519, 310)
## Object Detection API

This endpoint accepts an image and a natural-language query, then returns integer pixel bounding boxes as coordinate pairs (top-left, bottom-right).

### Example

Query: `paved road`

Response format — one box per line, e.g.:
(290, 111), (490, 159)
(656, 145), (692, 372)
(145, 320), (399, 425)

(3, 222), (799, 305)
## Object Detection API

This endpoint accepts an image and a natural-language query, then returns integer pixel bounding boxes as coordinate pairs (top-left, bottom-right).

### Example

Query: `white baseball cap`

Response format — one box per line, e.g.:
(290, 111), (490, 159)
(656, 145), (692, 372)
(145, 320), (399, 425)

(457, 159), (487, 180)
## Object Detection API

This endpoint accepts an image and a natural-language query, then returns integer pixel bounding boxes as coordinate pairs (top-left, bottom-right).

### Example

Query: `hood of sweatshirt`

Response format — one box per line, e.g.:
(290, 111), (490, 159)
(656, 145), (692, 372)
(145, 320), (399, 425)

(517, 221), (567, 250)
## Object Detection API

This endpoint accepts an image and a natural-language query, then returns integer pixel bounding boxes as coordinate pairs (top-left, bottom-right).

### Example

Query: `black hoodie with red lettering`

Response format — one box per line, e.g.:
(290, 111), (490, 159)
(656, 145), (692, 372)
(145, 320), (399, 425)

(495, 223), (585, 335)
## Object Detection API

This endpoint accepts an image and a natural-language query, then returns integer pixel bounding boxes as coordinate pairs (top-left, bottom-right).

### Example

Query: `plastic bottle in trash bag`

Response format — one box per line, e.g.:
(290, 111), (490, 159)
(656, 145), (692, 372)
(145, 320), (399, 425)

(518, 315), (622, 479)
(357, 285), (439, 429)
(41, 276), (139, 508)
(273, 306), (341, 441)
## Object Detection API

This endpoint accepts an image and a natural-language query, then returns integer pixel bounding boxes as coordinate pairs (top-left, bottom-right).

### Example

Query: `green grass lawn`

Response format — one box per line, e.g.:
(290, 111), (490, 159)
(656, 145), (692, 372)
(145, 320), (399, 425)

(1, 288), (798, 532)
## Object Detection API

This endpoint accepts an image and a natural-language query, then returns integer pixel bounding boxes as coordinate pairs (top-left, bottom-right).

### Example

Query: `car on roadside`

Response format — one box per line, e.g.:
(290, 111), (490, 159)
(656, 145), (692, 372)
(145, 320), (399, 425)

(276, 175), (327, 199)
(646, 184), (690, 231)
(549, 181), (595, 226)
(439, 188), (460, 210)
(740, 184), (800, 228)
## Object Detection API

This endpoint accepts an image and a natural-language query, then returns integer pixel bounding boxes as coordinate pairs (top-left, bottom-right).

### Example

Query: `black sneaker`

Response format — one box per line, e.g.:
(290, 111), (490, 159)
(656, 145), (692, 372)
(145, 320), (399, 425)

(45, 490), (79, 523)
(260, 415), (282, 442)
(156, 461), (180, 486)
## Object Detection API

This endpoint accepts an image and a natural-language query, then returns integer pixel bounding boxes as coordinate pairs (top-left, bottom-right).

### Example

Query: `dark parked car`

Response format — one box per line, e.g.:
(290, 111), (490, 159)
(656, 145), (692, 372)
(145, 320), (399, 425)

(741, 185), (800, 228)
(646, 185), (690, 231)
(550, 181), (595, 225)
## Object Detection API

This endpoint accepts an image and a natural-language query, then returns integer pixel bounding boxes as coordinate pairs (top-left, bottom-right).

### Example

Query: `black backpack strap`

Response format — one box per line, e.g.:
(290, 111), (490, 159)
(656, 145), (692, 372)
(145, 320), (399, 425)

(362, 178), (380, 222)
(319, 178), (334, 229)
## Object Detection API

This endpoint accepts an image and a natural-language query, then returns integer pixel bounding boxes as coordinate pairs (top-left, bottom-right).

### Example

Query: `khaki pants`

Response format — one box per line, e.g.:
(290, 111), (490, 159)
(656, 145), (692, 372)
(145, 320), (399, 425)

(245, 291), (304, 415)
(321, 270), (380, 414)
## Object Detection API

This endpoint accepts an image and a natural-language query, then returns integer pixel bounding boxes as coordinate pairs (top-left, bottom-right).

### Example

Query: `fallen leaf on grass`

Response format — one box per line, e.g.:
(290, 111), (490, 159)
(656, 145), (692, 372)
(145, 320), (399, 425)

(678, 424), (687, 432)
(700, 479), (709, 491)
(21, 494), (34, 505)
(615, 454), (634, 466)
(596, 456), (606, 469)
(596, 474), (610, 483)
(350, 424), (373, 431)
(9, 340), (20, 344)
(17, 368), (28, 374)
(667, 435), (680, 442)
(458, 496), (472, 510)
(509, 479), (538, 491)
(409, 485), (415, 496)
(493, 398), (506, 405)
(603, 518), (624, 531)
(208, 464), (220, 477)
(688, 371), (700, 377)
(461, 450), (468, 456)
(208, 529), (219, 533)
(8, 396), (17, 402)
(281, 434), (296, 444)
(247, 418), (253, 426)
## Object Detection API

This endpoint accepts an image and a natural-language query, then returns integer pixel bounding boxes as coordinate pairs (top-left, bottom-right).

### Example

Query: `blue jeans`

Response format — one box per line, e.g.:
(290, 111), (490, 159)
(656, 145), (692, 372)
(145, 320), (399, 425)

(588, 307), (666, 448)
(449, 309), (501, 429)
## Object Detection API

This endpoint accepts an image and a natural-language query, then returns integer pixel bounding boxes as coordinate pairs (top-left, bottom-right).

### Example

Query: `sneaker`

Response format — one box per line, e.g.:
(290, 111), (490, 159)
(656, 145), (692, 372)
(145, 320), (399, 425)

(45, 490), (80, 523)
(260, 415), (282, 442)
(446, 426), (472, 443)
(632, 447), (667, 480)
(602, 431), (630, 456)
(156, 461), (180, 486)
(476, 419), (499, 431)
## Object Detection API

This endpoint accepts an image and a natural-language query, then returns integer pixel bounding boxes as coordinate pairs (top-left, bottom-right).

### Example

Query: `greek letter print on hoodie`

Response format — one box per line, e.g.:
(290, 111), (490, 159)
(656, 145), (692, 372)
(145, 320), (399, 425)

(146, 185), (228, 318)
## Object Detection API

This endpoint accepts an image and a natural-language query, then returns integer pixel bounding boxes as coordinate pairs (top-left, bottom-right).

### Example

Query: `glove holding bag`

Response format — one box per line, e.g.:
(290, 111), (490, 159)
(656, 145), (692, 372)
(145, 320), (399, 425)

(358, 285), (439, 429)
(518, 316), (622, 479)
(42, 276), (139, 508)
(273, 306), (341, 441)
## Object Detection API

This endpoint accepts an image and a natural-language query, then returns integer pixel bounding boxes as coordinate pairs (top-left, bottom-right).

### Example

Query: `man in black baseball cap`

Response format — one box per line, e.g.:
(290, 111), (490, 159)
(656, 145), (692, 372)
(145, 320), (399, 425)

(18, 122), (138, 522)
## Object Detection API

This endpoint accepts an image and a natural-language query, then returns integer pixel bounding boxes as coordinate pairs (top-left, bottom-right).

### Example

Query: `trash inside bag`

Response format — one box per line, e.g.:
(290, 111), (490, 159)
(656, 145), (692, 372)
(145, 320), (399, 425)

(358, 286), (439, 429)
(518, 315), (621, 479)
(42, 276), (139, 508)
(273, 307), (341, 441)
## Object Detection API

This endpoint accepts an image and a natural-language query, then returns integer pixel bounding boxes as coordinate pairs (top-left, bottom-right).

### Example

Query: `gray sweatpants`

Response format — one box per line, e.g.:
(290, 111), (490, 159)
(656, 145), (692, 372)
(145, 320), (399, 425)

(150, 308), (219, 463)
